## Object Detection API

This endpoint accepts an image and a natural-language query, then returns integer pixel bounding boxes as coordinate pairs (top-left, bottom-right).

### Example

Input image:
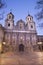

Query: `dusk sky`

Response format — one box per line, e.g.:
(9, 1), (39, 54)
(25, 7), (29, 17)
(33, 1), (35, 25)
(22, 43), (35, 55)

(0, 0), (43, 35)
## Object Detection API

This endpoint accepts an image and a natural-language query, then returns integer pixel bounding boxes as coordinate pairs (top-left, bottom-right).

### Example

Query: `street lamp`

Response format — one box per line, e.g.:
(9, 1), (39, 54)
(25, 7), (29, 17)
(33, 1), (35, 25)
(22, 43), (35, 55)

(0, 42), (2, 53)
(37, 42), (42, 45)
(3, 42), (6, 45)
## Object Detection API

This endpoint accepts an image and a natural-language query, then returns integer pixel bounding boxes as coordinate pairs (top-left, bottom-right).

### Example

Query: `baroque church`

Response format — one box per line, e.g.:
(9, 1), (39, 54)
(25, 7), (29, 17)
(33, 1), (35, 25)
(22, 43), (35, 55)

(0, 12), (43, 53)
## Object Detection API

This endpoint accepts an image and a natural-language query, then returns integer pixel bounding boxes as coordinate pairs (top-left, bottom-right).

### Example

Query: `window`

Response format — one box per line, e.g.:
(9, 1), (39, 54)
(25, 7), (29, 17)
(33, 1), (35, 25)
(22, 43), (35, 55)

(28, 17), (31, 21)
(28, 18), (29, 20)
(20, 23), (22, 29)
(9, 15), (11, 19)
(8, 23), (10, 26)
(30, 18), (31, 20)
(31, 25), (33, 28)
(20, 25), (22, 29)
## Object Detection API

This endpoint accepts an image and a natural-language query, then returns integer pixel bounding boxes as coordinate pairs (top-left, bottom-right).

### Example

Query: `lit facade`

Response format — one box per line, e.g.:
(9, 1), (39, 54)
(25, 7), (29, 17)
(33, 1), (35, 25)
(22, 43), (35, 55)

(0, 12), (43, 52)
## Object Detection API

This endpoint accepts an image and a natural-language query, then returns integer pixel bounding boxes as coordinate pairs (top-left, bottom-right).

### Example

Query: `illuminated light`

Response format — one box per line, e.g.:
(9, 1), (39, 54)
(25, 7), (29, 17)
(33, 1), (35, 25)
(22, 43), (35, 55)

(3, 42), (6, 45)
(0, 43), (2, 51)
(38, 42), (42, 44)
(0, 44), (1, 48)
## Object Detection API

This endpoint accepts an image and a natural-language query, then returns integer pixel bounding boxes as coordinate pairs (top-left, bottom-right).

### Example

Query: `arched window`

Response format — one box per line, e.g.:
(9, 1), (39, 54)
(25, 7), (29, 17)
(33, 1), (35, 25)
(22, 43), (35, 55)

(8, 23), (10, 27)
(31, 25), (33, 28)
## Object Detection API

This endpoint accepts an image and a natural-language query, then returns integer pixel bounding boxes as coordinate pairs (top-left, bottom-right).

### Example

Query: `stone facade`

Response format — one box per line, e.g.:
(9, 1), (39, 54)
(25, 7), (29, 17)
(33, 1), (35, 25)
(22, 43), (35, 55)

(0, 12), (43, 53)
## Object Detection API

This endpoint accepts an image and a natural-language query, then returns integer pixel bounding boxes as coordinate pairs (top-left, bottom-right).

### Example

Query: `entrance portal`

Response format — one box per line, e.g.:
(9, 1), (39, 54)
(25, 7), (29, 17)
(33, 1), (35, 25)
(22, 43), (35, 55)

(19, 44), (24, 52)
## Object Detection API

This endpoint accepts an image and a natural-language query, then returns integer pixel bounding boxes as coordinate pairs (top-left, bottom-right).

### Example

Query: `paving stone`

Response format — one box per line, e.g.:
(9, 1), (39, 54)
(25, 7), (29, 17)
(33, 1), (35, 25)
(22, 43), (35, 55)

(0, 51), (43, 65)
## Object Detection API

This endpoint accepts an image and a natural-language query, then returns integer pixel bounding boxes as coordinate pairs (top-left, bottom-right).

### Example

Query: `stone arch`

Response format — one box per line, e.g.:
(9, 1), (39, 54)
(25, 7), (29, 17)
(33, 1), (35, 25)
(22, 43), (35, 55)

(19, 44), (24, 52)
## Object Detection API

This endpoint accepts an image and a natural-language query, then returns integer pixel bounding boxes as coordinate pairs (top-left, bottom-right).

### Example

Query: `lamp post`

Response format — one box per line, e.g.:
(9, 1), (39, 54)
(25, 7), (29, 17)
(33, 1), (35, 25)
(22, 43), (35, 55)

(0, 42), (2, 53)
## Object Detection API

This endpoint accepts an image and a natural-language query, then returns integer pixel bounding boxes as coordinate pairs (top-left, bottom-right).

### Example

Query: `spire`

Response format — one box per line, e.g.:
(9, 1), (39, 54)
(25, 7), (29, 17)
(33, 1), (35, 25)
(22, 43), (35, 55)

(28, 10), (30, 16)
(7, 12), (14, 20)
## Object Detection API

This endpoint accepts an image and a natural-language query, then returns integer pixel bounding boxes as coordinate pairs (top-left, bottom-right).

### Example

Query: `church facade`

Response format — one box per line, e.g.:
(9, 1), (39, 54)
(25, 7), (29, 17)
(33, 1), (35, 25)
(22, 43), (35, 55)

(0, 12), (43, 53)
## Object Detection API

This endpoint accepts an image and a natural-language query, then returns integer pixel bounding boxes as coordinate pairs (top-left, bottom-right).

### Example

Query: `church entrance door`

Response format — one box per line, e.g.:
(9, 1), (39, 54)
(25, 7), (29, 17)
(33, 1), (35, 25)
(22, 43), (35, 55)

(19, 44), (24, 52)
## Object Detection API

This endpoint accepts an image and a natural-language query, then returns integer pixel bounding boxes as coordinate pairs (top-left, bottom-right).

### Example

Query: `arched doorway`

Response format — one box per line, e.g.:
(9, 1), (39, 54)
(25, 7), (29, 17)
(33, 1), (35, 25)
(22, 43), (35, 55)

(19, 44), (24, 52)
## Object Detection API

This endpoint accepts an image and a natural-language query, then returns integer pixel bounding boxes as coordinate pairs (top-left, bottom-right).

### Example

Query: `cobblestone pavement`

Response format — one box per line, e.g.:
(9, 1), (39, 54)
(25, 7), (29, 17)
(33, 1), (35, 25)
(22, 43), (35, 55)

(0, 51), (43, 65)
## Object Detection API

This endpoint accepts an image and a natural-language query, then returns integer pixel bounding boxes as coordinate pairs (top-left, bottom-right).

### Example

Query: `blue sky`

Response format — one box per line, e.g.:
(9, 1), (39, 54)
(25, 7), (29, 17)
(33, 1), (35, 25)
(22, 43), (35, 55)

(0, 0), (43, 35)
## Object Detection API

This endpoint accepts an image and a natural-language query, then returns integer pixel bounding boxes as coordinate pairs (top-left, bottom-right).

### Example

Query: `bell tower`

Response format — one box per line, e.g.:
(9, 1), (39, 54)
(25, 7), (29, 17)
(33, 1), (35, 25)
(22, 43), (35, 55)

(5, 12), (14, 29)
(26, 14), (36, 32)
